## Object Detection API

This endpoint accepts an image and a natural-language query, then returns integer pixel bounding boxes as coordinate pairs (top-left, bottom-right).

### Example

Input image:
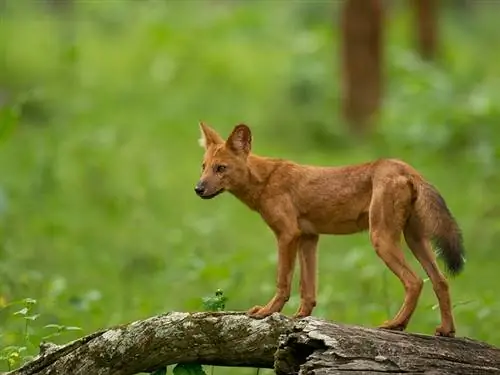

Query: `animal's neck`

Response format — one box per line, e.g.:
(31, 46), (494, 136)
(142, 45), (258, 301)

(229, 154), (281, 211)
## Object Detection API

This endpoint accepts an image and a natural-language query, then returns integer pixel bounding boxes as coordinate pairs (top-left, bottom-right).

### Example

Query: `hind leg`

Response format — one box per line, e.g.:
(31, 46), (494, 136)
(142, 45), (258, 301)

(370, 177), (423, 331)
(372, 233), (423, 331)
(404, 222), (456, 337)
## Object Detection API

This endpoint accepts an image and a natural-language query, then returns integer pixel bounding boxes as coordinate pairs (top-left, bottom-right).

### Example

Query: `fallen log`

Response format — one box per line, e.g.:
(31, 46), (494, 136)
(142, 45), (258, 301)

(8, 312), (500, 375)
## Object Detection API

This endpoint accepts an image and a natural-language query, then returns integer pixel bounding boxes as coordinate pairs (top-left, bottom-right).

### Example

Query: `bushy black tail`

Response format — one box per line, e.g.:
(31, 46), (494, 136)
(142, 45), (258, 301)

(413, 181), (465, 276)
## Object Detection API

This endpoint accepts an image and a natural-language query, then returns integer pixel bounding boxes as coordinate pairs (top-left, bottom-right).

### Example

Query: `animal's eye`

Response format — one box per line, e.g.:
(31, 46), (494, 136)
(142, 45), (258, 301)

(201, 163), (206, 171)
(216, 165), (227, 173)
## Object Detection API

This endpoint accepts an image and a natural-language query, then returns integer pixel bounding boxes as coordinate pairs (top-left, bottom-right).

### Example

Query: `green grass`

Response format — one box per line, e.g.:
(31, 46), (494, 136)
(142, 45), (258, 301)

(1, 1), (500, 373)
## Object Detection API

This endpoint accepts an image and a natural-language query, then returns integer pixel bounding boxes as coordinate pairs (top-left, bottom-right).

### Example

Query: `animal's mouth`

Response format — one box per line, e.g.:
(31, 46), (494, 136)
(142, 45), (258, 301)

(200, 189), (225, 200)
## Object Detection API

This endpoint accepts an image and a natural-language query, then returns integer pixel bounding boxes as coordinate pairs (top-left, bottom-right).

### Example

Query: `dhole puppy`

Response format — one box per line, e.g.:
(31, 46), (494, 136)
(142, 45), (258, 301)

(195, 122), (465, 337)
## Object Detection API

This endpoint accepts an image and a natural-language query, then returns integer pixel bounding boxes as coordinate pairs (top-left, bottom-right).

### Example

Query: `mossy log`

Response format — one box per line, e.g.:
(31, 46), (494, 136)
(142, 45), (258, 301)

(8, 312), (500, 375)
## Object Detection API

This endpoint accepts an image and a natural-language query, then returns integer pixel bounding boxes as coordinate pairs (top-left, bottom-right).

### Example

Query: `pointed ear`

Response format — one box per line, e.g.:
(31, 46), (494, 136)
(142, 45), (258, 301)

(226, 124), (252, 155)
(198, 122), (224, 149)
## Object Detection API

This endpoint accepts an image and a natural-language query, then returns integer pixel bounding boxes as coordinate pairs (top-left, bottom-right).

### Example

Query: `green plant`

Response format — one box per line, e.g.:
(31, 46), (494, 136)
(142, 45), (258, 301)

(173, 363), (206, 375)
(202, 289), (228, 312)
(0, 297), (82, 371)
(0, 298), (38, 370)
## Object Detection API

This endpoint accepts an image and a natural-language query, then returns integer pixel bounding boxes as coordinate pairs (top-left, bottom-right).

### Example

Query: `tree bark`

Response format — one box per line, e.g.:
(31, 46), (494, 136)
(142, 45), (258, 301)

(340, 0), (383, 137)
(276, 318), (500, 374)
(412, 0), (438, 60)
(8, 312), (500, 375)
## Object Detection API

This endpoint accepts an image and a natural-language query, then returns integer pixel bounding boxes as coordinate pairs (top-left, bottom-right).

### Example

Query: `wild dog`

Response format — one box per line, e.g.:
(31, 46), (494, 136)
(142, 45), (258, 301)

(195, 122), (465, 337)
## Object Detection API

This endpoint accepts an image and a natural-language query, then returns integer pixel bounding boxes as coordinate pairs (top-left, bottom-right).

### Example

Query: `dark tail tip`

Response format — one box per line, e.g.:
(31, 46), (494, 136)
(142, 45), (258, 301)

(433, 231), (466, 277)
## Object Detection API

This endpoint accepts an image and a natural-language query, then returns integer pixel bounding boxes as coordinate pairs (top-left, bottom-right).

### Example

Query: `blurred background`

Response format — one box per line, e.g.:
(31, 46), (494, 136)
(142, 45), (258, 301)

(1, 0), (500, 373)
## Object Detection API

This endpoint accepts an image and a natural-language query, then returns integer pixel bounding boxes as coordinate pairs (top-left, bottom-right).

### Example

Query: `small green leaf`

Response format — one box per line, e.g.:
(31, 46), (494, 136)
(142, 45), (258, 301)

(24, 314), (40, 321)
(64, 326), (83, 331)
(44, 324), (63, 330)
(23, 298), (37, 305)
(13, 308), (28, 316)
(173, 363), (206, 375)
(1, 346), (22, 352)
(8, 352), (20, 368)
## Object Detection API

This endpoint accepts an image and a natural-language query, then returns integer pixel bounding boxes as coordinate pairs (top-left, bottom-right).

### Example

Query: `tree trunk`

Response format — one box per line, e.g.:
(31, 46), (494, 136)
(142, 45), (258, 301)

(8, 312), (500, 375)
(413, 0), (438, 60)
(340, 0), (383, 137)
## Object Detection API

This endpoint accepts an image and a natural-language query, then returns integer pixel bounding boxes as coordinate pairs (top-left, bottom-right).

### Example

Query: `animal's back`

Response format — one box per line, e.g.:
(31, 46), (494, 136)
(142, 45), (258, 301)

(265, 158), (426, 236)
(264, 160), (375, 235)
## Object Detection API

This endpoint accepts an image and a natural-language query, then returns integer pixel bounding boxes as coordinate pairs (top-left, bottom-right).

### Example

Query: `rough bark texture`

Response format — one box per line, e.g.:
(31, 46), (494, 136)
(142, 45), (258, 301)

(341, 0), (383, 137)
(8, 312), (500, 375)
(275, 318), (500, 375)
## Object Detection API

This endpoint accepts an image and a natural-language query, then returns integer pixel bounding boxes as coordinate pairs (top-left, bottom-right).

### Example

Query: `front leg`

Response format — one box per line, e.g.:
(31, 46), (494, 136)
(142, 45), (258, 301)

(293, 234), (319, 319)
(247, 232), (300, 319)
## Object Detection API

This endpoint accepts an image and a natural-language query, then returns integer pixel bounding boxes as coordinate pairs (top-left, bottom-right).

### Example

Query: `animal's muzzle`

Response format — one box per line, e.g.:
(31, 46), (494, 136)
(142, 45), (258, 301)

(194, 181), (224, 200)
(194, 181), (206, 196)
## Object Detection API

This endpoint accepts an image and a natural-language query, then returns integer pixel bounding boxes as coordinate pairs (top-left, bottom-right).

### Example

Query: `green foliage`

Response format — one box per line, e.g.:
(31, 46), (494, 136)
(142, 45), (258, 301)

(0, 298), (37, 369)
(0, 345), (25, 371)
(0, 2), (499, 375)
(0, 297), (83, 369)
(202, 289), (228, 312)
(173, 363), (207, 375)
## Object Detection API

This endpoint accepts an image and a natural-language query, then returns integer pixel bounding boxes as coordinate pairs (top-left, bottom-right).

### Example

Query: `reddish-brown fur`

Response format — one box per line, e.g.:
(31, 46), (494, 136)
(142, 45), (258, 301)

(195, 122), (465, 337)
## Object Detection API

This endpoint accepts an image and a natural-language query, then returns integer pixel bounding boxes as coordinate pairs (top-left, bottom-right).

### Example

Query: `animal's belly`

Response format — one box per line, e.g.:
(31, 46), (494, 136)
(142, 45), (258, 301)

(299, 212), (369, 235)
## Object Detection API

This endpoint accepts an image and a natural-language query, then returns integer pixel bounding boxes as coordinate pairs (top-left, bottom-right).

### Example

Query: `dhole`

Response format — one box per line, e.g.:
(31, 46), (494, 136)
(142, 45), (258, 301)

(195, 122), (465, 337)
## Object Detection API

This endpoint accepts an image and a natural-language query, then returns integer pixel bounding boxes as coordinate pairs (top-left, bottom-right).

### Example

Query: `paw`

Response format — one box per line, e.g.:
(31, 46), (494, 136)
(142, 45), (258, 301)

(247, 305), (272, 319)
(292, 312), (311, 319)
(378, 320), (407, 331)
(435, 325), (455, 338)
(247, 305), (263, 315)
(292, 308), (313, 319)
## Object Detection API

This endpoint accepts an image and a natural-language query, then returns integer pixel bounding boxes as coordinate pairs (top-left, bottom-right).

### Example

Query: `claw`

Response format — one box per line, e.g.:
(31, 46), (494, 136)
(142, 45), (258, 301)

(247, 305), (273, 319)
(378, 320), (407, 331)
(435, 325), (455, 338)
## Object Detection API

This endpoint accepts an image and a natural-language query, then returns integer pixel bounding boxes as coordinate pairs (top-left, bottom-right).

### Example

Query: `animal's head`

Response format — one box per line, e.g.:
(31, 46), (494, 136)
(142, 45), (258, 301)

(194, 122), (252, 199)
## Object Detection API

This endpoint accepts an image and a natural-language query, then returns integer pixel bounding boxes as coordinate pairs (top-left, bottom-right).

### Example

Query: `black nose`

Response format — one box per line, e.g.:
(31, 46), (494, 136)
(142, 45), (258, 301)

(194, 182), (205, 196)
